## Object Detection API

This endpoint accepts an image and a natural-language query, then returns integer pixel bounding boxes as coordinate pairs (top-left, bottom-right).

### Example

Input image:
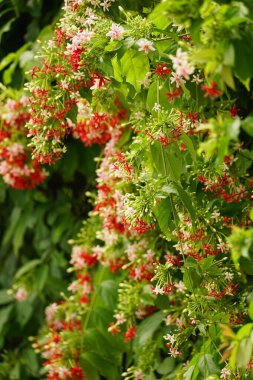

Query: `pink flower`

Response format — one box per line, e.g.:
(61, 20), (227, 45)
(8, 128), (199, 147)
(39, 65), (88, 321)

(134, 370), (143, 379)
(14, 287), (28, 302)
(220, 367), (231, 379)
(106, 24), (124, 40)
(137, 38), (155, 54)
(115, 313), (126, 324)
(174, 281), (186, 293)
(45, 303), (58, 323)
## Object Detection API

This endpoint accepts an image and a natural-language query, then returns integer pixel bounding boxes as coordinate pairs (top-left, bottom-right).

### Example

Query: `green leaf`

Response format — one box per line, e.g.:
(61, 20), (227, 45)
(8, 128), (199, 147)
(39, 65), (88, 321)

(0, 52), (16, 70)
(111, 55), (123, 82)
(134, 311), (165, 346)
(14, 259), (41, 279)
(250, 209), (253, 222)
(97, 280), (118, 310)
(236, 338), (252, 367)
(236, 323), (253, 340)
(3, 206), (21, 246)
(16, 300), (33, 327)
(181, 132), (197, 162)
(241, 116), (253, 137)
(146, 80), (170, 112)
(150, 142), (183, 181)
(120, 49), (150, 91)
(249, 301), (253, 320)
(198, 354), (220, 377)
(183, 365), (195, 380)
(233, 30), (253, 83)
(156, 357), (175, 375)
(34, 265), (49, 292)
(0, 305), (13, 331)
(82, 352), (119, 380)
(153, 197), (173, 235)
(21, 348), (39, 374)
(80, 354), (100, 380)
(183, 268), (201, 291)
(148, 2), (171, 29)
(172, 182), (196, 220)
(0, 290), (13, 306)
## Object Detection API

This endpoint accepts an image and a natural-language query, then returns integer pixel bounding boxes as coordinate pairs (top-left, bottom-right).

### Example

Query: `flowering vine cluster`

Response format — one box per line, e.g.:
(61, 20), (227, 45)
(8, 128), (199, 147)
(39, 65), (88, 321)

(0, 95), (47, 189)
(6, 0), (253, 379)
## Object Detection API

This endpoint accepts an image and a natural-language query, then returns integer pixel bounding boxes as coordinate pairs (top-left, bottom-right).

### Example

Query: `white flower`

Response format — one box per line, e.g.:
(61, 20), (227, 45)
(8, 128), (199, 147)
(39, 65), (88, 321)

(168, 346), (181, 358)
(220, 367), (231, 379)
(169, 48), (188, 67)
(90, 78), (101, 90)
(134, 370), (143, 379)
(106, 24), (124, 40)
(45, 303), (58, 323)
(176, 61), (194, 80)
(163, 333), (176, 344)
(225, 272), (234, 281)
(211, 210), (220, 221)
(137, 38), (155, 54)
(152, 285), (165, 295)
(169, 48), (195, 80)
(60, 79), (69, 90)
(68, 29), (94, 51)
(58, 367), (70, 378)
(115, 313), (126, 324)
(153, 103), (161, 112)
(217, 242), (229, 253)
(170, 72), (186, 87)
(174, 281), (186, 293)
(100, 0), (113, 11)
(164, 314), (173, 325)
(192, 74), (202, 84)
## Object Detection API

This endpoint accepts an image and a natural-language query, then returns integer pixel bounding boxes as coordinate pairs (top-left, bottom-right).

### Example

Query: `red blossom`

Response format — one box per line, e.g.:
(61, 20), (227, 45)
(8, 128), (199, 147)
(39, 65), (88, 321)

(108, 322), (120, 334)
(165, 87), (182, 103)
(80, 251), (97, 267)
(154, 63), (171, 78)
(230, 104), (239, 117)
(70, 365), (87, 379)
(123, 326), (137, 342)
(201, 81), (222, 99)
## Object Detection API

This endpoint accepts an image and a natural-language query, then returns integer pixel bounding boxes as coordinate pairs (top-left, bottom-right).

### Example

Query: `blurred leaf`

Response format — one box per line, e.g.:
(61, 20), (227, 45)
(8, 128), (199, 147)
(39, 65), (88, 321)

(34, 265), (49, 292)
(15, 300), (33, 327)
(0, 305), (13, 331)
(134, 311), (165, 346)
(15, 259), (41, 279)
(0, 290), (13, 306)
(120, 49), (150, 92)
(198, 354), (220, 377)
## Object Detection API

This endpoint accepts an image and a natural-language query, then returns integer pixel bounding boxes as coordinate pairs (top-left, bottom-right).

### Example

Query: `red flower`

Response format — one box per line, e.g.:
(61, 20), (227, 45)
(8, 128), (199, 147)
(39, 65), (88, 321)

(70, 365), (87, 379)
(154, 63), (171, 78)
(179, 143), (187, 151)
(108, 322), (120, 334)
(80, 295), (90, 304)
(201, 81), (222, 99)
(123, 326), (137, 342)
(230, 104), (239, 117)
(80, 251), (97, 267)
(165, 87), (182, 103)
(186, 111), (198, 124)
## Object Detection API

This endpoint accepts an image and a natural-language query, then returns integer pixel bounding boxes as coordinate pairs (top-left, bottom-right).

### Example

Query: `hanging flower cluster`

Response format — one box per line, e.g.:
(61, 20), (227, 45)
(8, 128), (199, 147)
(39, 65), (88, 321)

(0, 96), (47, 189)
(20, 0), (253, 379)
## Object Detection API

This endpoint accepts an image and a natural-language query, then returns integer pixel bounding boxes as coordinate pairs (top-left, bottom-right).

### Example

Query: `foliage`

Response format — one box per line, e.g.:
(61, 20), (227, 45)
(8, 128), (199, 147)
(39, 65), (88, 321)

(1, 0), (253, 379)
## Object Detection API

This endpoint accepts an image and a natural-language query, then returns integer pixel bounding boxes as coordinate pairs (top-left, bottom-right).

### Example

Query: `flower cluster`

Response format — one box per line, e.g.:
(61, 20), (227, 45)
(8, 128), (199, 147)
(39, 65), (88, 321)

(21, 0), (253, 379)
(0, 96), (46, 189)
